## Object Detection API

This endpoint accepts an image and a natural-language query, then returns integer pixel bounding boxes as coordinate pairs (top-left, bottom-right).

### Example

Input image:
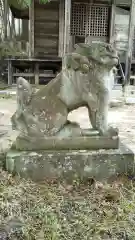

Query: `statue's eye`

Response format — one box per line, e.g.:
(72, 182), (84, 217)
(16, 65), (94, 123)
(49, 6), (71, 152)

(100, 47), (104, 52)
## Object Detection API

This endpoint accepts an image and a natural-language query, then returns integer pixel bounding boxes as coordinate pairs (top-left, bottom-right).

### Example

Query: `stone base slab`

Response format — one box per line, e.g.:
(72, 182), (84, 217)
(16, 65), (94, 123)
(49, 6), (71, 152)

(13, 133), (119, 151)
(6, 143), (135, 182)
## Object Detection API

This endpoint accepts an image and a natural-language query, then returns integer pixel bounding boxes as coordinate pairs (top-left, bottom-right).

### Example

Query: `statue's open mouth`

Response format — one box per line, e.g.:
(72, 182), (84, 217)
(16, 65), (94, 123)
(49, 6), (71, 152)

(101, 54), (118, 60)
(111, 56), (119, 65)
(112, 56), (119, 60)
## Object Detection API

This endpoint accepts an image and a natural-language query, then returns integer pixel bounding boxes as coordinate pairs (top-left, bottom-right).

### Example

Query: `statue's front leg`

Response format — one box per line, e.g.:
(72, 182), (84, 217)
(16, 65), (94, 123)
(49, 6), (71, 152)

(83, 92), (98, 129)
(96, 91), (118, 136)
(88, 108), (97, 129)
(85, 84), (118, 136)
(96, 93), (109, 135)
(87, 98), (108, 134)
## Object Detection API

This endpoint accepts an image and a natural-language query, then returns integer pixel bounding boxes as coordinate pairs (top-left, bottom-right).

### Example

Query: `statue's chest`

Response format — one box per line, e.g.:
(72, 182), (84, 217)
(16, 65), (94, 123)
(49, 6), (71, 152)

(91, 68), (114, 84)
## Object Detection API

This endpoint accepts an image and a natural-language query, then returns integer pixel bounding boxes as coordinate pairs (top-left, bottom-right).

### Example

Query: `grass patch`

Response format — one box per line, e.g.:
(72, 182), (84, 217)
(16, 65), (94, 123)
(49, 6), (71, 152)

(0, 171), (135, 239)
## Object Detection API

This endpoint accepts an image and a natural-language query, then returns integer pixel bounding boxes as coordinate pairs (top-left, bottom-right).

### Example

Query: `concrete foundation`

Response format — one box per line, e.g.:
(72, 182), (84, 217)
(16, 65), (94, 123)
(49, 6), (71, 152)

(6, 143), (135, 182)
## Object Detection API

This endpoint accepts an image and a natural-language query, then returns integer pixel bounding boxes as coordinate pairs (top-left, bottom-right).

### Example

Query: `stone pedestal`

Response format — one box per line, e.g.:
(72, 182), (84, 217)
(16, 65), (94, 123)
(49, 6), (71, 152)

(6, 143), (134, 182)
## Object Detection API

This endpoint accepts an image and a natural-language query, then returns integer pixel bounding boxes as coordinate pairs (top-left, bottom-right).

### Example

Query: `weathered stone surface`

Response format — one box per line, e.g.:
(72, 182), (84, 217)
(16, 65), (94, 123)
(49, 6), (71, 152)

(0, 129), (18, 168)
(13, 134), (119, 151)
(11, 42), (119, 150)
(6, 143), (134, 182)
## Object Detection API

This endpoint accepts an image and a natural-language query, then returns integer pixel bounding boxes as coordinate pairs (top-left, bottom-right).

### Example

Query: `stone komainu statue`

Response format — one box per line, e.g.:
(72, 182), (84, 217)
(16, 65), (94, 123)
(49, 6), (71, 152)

(11, 42), (118, 140)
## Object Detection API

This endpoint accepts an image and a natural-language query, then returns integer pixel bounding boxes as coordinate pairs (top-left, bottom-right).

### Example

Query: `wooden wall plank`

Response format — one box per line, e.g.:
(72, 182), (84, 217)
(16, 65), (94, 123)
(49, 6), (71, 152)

(59, 0), (65, 57)
(125, 0), (135, 85)
(29, 0), (34, 57)
(64, 0), (71, 54)
(109, 3), (115, 44)
(8, 60), (13, 86)
(4, 0), (8, 39)
(34, 1), (59, 57)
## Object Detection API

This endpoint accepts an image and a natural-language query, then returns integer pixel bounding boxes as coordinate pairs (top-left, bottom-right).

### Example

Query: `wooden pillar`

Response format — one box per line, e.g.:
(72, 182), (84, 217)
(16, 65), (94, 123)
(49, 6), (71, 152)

(22, 19), (28, 41)
(8, 60), (13, 86)
(29, 0), (34, 58)
(125, 0), (135, 86)
(4, 0), (8, 40)
(109, 2), (115, 44)
(35, 63), (39, 85)
(59, 0), (65, 57)
(64, 0), (71, 54)
(11, 16), (15, 39)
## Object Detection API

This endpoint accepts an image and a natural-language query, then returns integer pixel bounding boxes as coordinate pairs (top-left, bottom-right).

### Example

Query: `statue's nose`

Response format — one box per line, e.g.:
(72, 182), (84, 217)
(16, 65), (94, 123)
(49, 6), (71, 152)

(107, 44), (115, 53)
(109, 46), (114, 53)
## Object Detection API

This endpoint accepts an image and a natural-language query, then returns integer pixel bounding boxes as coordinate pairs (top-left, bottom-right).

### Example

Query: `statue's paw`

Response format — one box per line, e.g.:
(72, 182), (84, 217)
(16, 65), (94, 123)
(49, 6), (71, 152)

(100, 127), (119, 137)
(103, 126), (119, 137)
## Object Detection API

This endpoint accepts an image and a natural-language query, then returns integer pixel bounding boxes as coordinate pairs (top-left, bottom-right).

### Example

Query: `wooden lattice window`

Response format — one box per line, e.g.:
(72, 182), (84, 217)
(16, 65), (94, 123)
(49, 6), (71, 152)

(71, 3), (109, 37)
(86, 6), (109, 37)
(71, 4), (87, 36)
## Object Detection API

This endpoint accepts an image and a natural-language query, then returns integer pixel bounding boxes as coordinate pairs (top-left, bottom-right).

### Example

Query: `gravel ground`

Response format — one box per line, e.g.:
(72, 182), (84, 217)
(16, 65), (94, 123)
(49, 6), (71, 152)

(69, 105), (135, 151)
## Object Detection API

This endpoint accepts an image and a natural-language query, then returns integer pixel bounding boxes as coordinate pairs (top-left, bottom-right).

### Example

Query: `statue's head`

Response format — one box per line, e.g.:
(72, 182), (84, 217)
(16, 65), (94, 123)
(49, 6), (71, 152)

(74, 42), (118, 68)
(63, 42), (118, 74)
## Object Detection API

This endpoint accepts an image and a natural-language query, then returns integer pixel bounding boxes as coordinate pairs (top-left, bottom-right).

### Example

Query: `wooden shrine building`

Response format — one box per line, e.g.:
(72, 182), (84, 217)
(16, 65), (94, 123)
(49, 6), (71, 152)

(4, 0), (135, 85)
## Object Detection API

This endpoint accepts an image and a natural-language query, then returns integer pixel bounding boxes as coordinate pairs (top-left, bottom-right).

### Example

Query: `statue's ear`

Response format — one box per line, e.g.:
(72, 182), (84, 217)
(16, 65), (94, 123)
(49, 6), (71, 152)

(74, 43), (93, 60)
(73, 53), (90, 72)
(74, 43), (91, 50)
(65, 53), (80, 70)
(79, 55), (89, 65)
(65, 53), (91, 72)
